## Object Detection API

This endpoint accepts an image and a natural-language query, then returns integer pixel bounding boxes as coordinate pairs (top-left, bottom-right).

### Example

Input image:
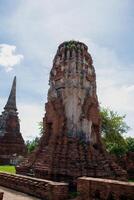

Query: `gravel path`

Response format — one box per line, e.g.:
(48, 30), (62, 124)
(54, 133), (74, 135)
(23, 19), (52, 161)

(0, 186), (40, 200)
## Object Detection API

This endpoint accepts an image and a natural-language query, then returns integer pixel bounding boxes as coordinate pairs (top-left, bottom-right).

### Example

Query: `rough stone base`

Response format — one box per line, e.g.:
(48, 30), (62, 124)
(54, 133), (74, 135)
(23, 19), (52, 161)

(0, 192), (3, 200)
(0, 172), (68, 200)
(16, 136), (127, 184)
(77, 177), (134, 200)
(113, 152), (134, 179)
(0, 173), (133, 200)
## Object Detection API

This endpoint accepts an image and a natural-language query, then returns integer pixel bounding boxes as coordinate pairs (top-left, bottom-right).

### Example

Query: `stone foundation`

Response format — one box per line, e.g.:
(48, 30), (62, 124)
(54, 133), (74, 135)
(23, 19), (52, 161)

(0, 172), (68, 200)
(113, 152), (134, 180)
(0, 173), (133, 200)
(77, 177), (134, 200)
(0, 192), (3, 200)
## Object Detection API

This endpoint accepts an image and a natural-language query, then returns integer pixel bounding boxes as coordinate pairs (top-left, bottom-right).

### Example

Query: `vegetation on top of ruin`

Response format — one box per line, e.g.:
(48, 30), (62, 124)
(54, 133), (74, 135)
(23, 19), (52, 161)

(64, 40), (79, 49)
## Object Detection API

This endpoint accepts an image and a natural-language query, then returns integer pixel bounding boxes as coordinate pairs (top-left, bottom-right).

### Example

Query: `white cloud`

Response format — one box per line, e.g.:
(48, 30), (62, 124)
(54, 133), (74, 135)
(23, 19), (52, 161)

(8, 0), (130, 63)
(85, 40), (134, 137)
(0, 44), (23, 71)
(98, 82), (134, 137)
(0, 0), (133, 139)
(18, 103), (44, 141)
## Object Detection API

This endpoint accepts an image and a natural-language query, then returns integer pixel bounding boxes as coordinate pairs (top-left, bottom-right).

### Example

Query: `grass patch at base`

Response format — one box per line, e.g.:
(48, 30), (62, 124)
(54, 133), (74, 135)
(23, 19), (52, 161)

(0, 165), (16, 174)
(129, 179), (134, 182)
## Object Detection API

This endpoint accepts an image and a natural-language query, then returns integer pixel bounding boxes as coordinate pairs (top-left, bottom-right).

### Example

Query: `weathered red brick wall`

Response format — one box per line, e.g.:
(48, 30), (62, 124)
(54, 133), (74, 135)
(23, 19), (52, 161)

(0, 172), (68, 200)
(0, 192), (3, 200)
(0, 173), (133, 200)
(77, 177), (134, 200)
(16, 41), (127, 182)
(113, 152), (134, 179)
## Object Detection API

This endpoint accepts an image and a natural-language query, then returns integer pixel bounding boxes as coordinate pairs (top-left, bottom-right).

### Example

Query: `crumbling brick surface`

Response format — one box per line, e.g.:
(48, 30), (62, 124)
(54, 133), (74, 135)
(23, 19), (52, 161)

(16, 41), (127, 182)
(0, 172), (68, 200)
(113, 152), (134, 179)
(77, 177), (134, 200)
(0, 192), (3, 200)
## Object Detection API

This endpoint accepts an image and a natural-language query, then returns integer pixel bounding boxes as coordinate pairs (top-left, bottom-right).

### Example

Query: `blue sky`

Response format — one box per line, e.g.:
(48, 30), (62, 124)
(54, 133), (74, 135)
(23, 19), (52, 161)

(0, 0), (134, 140)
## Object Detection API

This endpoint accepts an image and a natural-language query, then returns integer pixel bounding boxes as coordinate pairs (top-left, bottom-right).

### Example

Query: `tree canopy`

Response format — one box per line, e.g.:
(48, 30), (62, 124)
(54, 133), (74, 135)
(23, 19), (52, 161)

(126, 137), (134, 152)
(26, 137), (39, 153)
(100, 107), (131, 156)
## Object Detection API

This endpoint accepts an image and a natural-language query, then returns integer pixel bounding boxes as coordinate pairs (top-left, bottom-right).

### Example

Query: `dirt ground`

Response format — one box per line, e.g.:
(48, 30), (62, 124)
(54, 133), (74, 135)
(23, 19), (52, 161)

(0, 186), (40, 200)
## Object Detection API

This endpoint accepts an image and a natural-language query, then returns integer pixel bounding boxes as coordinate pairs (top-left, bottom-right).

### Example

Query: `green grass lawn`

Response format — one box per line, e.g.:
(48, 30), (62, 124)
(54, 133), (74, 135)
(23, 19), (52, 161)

(0, 165), (16, 174)
(129, 179), (134, 182)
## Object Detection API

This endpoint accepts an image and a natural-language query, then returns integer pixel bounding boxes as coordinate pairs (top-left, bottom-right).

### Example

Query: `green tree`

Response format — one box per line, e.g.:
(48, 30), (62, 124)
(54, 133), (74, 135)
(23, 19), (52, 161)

(26, 137), (39, 153)
(25, 122), (44, 153)
(38, 121), (44, 136)
(126, 137), (134, 152)
(100, 107), (130, 156)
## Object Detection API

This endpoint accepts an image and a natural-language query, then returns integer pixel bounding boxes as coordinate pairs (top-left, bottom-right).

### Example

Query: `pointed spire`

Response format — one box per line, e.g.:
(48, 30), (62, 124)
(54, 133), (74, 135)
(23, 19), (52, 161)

(4, 76), (17, 111)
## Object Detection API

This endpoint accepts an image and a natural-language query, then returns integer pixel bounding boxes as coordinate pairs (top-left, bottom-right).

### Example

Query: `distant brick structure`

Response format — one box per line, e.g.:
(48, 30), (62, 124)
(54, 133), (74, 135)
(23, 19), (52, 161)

(16, 41), (127, 182)
(0, 77), (26, 164)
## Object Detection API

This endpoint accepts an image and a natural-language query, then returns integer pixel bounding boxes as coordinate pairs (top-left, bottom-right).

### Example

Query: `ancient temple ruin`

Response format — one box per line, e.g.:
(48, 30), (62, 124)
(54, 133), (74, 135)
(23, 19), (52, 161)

(0, 77), (26, 164)
(16, 41), (127, 182)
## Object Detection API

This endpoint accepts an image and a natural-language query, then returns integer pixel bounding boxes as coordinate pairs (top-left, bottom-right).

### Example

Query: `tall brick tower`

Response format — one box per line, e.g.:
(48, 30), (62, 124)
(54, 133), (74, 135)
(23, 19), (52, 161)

(0, 77), (26, 164)
(17, 41), (126, 182)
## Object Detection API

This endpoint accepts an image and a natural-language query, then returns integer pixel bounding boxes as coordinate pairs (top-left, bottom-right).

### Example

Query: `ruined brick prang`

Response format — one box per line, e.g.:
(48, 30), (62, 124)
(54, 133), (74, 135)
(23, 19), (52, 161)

(49, 41), (100, 143)
(16, 41), (127, 182)
(0, 77), (26, 164)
